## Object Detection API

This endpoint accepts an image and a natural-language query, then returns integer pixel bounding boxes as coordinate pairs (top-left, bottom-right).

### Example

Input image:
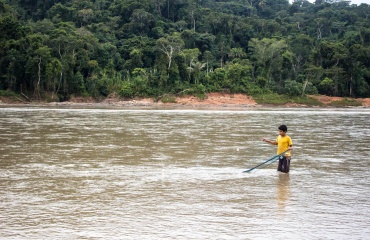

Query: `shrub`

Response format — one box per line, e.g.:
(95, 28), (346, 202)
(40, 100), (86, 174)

(284, 79), (302, 96)
(0, 90), (18, 97)
(119, 82), (135, 98)
(160, 94), (177, 103)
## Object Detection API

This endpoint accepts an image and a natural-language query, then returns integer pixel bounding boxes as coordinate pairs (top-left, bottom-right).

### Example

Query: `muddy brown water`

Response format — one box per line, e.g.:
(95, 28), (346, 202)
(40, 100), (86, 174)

(0, 107), (369, 239)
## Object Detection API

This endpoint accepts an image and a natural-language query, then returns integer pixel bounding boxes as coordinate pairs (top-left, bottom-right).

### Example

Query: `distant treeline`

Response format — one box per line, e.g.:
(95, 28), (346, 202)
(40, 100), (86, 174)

(0, 0), (369, 101)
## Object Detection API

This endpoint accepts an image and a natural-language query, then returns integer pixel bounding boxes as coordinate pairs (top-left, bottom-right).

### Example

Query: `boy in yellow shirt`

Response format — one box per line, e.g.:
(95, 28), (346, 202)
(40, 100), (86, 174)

(263, 125), (293, 173)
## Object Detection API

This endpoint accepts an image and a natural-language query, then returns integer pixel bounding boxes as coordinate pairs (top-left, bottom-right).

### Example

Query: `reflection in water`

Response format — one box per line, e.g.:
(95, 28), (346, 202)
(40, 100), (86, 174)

(276, 173), (290, 211)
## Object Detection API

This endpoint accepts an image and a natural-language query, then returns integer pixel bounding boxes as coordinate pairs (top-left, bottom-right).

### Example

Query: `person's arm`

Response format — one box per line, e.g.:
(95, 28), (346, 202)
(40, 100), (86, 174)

(263, 138), (277, 145)
(288, 137), (293, 150)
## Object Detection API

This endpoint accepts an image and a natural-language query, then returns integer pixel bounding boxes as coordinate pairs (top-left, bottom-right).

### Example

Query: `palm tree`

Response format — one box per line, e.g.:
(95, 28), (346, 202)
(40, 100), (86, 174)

(229, 48), (246, 59)
(189, 61), (206, 84)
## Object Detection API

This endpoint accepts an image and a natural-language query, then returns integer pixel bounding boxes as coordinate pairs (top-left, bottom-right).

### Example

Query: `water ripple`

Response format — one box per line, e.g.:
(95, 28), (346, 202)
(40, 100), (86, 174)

(0, 107), (369, 239)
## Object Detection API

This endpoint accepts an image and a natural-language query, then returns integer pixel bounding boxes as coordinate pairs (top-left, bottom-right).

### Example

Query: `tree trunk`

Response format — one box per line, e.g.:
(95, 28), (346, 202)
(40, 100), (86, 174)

(302, 78), (309, 96)
(349, 74), (353, 97)
(35, 56), (42, 99)
(206, 60), (209, 76)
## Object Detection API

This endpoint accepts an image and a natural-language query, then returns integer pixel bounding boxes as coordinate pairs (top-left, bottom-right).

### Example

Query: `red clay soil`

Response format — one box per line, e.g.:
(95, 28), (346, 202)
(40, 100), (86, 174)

(116, 93), (369, 108)
(174, 94), (370, 107)
(309, 95), (370, 107)
(1, 93), (370, 107)
(175, 93), (257, 106)
(363, 98), (370, 106)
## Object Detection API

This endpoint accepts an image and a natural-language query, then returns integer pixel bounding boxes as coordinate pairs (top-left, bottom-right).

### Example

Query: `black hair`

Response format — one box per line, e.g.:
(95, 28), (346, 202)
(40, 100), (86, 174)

(278, 125), (288, 132)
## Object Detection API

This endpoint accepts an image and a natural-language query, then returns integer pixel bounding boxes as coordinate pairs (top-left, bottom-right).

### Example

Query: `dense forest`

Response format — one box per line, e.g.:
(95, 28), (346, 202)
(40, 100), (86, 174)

(0, 0), (369, 101)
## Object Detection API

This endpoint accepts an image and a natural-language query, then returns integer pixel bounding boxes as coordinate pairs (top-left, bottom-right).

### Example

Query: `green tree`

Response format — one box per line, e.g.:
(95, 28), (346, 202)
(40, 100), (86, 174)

(249, 38), (288, 87)
(318, 77), (335, 95)
(226, 62), (252, 93)
(125, 48), (144, 73)
(2, 0), (370, 99)
(182, 48), (201, 80)
(202, 50), (214, 76)
(33, 46), (52, 98)
(189, 61), (206, 85)
(156, 33), (184, 70)
(45, 58), (62, 99)
(229, 48), (246, 60)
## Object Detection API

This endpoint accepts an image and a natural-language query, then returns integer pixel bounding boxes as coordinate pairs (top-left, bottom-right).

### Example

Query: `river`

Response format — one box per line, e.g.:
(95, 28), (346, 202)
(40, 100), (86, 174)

(0, 107), (369, 239)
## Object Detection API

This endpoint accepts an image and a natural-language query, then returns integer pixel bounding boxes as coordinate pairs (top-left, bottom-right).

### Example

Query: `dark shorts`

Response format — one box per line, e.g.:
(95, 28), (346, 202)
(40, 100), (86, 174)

(278, 156), (291, 173)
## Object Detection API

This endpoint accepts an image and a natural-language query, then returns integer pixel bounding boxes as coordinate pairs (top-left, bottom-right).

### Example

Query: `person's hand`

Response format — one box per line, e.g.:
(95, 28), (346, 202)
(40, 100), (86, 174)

(288, 147), (293, 150)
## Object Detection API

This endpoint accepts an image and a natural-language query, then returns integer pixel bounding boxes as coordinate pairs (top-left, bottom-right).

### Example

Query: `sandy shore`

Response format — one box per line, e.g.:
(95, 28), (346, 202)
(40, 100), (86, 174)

(1, 93), (369, 109)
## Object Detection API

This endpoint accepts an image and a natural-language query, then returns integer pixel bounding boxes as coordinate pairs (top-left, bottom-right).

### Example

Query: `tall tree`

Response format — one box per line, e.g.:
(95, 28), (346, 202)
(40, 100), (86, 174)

(156, 33), (184, 70)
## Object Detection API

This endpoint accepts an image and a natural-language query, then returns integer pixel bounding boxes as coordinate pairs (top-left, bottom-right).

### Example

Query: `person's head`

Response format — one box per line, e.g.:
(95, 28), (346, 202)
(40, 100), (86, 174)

(278, 125), (288, 136)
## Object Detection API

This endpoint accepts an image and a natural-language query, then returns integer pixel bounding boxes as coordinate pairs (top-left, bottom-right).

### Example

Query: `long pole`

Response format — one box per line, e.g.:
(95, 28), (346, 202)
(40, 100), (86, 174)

(243, 150), (289, 173)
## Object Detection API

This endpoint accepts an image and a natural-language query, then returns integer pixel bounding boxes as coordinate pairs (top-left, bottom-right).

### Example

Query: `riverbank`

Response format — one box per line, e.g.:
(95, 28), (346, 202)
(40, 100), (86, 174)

(1, 93), (369, 108)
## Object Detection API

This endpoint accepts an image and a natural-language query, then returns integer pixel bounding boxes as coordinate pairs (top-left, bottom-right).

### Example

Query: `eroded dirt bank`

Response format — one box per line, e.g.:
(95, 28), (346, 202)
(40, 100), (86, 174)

(1, 93), (369, 108)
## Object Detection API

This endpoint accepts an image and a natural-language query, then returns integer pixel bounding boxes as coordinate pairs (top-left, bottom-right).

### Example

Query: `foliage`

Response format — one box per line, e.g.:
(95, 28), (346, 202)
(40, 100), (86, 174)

(160, 94), (177, 103)
(253, 93), (324, 106)
(188, 84), (207, 100)
(253, 93), (291, 105)
(120, 81), (135, 98)
(0, 90), (18, 97)
(284, 80), (303, 96)
(0, 0), (369, 100)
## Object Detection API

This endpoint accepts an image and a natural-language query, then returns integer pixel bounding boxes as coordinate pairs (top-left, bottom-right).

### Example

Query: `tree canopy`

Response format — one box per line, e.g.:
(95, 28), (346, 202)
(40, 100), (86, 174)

(1, 0), (369, 100)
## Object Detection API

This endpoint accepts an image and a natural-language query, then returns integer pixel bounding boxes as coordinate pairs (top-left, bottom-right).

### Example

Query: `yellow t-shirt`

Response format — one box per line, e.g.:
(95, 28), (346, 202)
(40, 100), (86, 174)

(276, 135), (293, 156)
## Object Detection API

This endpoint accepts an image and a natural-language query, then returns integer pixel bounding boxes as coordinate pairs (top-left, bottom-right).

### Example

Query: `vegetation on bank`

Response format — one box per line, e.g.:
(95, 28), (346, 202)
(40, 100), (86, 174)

(327, 97), (362, 107)
(0, 0), (370, 102)
(1, 89), (367, 107)
(253, 93), (323, 106)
